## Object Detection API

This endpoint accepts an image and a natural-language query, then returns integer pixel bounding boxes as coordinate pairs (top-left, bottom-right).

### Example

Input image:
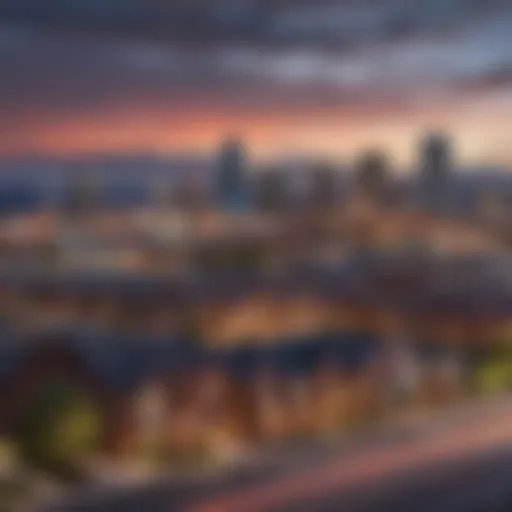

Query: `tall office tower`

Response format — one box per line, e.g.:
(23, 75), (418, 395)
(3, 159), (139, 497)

(254, 167), (289, 212)
(419, 132), (452, 213)
(215, 136), (250, 211)
(354, 149), (389, 205)
(308, 162), (339, 211)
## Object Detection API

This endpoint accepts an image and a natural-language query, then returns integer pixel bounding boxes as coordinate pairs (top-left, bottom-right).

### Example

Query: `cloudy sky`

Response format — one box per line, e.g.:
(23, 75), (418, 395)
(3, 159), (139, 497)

(1, 0), (512, 167)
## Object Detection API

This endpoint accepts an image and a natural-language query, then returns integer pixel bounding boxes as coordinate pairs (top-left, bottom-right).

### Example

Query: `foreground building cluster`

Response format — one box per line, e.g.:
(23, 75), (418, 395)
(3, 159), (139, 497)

(0, 132), (510, 465)
(0, 245), (508, 461)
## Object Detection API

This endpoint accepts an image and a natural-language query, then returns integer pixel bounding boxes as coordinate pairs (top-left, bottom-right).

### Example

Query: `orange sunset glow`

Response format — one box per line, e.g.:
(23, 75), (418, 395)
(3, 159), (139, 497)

(0, 0), (511, 168)
(2, 103), (511, 168)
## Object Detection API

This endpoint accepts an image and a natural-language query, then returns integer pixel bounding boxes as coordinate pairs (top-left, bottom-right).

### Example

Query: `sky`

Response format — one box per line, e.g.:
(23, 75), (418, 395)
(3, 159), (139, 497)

(1, 0), (512, 168)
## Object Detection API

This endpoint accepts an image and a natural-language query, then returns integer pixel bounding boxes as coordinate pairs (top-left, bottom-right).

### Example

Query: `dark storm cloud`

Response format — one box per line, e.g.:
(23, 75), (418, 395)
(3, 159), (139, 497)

(0, 0), (512, 140)
(0, 25), (417, 128)
(0, 0), (508, 49)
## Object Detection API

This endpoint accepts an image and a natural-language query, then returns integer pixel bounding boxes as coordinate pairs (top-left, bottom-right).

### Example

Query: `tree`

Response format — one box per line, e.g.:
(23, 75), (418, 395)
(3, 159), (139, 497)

(473, 335), (512, 394)
(18, 379), (103, 480)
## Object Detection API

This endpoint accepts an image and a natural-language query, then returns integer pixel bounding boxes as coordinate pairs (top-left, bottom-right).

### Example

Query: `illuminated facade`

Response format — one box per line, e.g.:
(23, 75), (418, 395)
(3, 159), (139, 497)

(0, 190), (508, 463)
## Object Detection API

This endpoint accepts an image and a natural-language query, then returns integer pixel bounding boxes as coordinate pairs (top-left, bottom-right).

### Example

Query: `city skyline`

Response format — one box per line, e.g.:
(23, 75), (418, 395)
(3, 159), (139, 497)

(1, 1), (512, 166)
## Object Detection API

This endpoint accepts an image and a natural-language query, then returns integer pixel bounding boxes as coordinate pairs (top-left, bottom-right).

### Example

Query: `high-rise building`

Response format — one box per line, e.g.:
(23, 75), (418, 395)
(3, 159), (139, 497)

(354, 149), (389, 204)
(215, 136), (250, 210)
(308, 163), (339, 211)
(419, 132), (452, 213)
(254, 167), (289, 212)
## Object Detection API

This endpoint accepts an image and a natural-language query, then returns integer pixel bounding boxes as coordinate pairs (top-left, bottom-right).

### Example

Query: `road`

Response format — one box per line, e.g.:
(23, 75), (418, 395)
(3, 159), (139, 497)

(46, 397), (512, 512)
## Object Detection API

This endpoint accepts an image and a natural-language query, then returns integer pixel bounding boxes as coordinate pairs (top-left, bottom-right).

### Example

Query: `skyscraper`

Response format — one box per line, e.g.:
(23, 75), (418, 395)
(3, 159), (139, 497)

(308, 162), (339, 211)
(354, 149), (389, 204)
(215, 136), (250, 211)
(254, 167), (289, 212)
(419, 132), (452, 213)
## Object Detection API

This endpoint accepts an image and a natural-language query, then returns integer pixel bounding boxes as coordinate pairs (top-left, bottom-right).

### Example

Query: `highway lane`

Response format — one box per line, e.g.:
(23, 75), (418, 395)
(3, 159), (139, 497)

(46, 397), (512, 512)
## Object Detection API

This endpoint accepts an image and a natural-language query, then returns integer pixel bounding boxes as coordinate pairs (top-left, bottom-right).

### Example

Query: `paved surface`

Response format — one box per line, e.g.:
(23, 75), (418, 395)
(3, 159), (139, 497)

(45, 397), (512, 512)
